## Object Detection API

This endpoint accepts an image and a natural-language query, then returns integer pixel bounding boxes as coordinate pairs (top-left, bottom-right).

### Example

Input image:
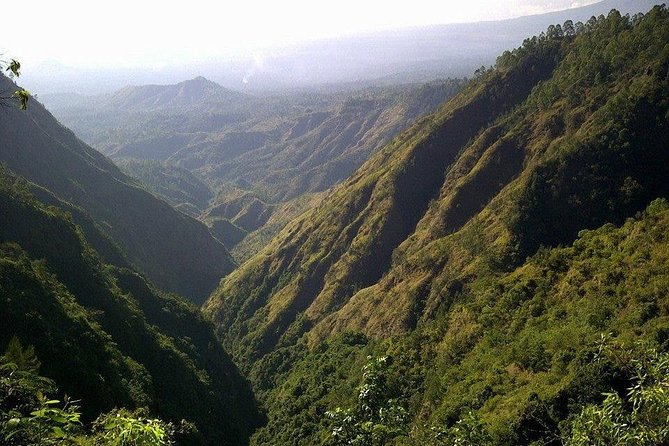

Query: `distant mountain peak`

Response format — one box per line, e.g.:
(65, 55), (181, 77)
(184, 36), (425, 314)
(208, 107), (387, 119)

(106, 75), (245, 110)
(180, 75), (219, 88)
(188, 75), (212, 83)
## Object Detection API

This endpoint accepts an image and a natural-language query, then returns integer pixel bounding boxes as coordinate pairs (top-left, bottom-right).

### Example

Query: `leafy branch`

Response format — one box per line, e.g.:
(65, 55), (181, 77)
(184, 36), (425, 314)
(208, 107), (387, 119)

(1, 57), (30, 110)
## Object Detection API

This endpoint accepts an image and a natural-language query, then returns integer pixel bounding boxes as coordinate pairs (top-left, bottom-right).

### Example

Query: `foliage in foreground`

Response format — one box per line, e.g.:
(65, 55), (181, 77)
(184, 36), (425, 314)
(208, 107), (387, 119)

(326, 356), (408, 446)
(249, 194), (669, 445)
(433, 339), (669, 446)
(0, 58), (29, 109)
(0, 337), (180, 446)
(326, 340), (669, 446)
(563, 338), (669, 446)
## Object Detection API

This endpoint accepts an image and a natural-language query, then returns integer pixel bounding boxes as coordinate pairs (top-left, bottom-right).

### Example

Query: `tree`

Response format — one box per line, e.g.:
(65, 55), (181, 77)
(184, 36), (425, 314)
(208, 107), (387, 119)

(0, 58), (29, 110)
(92, 408), (179, 446)
(1, 338), (84, 445)
(2, 336), (40, 372)
(325, 356), (408, 446)
(563, 20), (576, 37)
(563, 338), (669, 446)
(0, 338), (179, 445)
(546, 24), (565, 40)
(432, 411), (493, 446)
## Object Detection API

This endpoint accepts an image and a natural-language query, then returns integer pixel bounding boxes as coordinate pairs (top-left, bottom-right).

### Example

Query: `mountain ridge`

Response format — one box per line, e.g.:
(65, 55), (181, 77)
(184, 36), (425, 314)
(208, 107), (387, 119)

(105, 75), (246, 111)
(24, 0), (658, 95)
(200, 7), (669, 444)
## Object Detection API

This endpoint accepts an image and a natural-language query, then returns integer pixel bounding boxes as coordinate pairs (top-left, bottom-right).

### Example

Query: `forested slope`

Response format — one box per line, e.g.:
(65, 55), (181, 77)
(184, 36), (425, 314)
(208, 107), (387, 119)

(203, 6), (669, 444)
(0, 168), (262, 444)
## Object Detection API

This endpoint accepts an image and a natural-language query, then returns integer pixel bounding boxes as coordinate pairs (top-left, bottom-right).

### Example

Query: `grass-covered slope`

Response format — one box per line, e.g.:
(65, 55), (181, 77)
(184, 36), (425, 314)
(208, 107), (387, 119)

(0, 74), (235, 303)
(0, 169), (262, 444)
(202, 6), (669, 444)
(251, 198), (669, 445)
(205, 7), (669, 361)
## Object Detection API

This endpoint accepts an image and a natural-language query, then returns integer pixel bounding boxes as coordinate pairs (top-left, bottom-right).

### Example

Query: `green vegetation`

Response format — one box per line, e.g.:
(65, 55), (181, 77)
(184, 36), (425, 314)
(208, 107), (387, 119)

(0, 58), (29, 109)
(1, 337), (179, 445)
(432, 411), (493, 446)
(4, 4), (669, 445)
(325, 356), (408, 446)
(91, 409), (180, 446)
(202, 6), (669, 445)
(230, 192), (324, 262)
(247, 198), (669, 445)
(115, 158), (214, 218)
(0, 168), (261, 444)
(563, 339), (669, 446)
(0, 73), (235, 303)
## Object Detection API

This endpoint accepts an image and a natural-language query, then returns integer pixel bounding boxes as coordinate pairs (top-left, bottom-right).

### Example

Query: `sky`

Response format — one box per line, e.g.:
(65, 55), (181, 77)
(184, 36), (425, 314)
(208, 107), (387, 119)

(2, 0), (599, 69)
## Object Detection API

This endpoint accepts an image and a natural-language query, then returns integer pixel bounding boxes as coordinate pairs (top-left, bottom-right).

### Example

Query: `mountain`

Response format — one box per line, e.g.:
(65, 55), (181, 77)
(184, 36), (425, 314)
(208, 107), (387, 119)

(202, 6), (669, 444)
(103, 76), (246, 111)
(42, 78), (465, 257)
(0, 73), (235, 303)
(201, 0), (659, 89)
(0, 168), (262, 444)
(44, 80), (464, 199)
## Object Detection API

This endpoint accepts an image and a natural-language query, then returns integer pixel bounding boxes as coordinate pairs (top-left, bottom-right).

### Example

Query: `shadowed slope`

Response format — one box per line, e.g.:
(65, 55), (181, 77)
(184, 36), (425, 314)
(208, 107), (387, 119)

(0, 74), (235, 303)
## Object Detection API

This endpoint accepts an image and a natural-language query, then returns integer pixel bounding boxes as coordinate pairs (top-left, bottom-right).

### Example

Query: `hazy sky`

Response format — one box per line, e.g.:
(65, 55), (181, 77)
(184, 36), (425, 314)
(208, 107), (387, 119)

(2, 0), (599, 69)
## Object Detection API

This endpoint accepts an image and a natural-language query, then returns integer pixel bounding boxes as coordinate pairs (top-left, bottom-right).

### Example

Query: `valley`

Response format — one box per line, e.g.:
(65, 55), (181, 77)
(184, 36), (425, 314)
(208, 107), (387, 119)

(1, 1), (669, 445)
(42, 78), (465, 260)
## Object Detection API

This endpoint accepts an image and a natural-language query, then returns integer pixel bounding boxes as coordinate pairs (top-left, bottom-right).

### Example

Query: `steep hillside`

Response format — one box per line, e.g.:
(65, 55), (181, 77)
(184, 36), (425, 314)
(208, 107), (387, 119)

(230, 192), (325, 262)
(0, 73), (235, 303)
(115, 158), (214, 217)
(0, 168), (262, 444)
(202, 6), (669, 444)
(251, 198), (669, 445)
(205, 28), (564, 359)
